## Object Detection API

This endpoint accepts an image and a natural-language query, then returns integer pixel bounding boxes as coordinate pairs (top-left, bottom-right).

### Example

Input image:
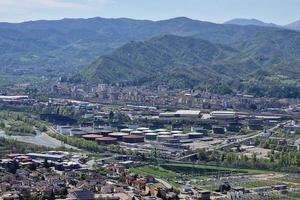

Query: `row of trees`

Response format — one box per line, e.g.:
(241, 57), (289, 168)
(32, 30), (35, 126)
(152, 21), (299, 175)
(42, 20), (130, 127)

(196, 149), (300, 173)
(49, 133), (101, 152)
(0, 111), (47, 133)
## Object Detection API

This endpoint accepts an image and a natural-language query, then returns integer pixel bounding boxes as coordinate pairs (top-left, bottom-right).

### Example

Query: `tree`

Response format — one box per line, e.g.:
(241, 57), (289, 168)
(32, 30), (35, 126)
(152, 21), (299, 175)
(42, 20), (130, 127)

(252, 153), (257, 163)
(109, 111), (114, 120)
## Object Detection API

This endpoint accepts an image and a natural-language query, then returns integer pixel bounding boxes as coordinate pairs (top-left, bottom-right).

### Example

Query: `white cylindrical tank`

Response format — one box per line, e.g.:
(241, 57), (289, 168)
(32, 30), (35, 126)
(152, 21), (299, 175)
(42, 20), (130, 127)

(145, 133), (157, 141)
(157, 135), (174, 142)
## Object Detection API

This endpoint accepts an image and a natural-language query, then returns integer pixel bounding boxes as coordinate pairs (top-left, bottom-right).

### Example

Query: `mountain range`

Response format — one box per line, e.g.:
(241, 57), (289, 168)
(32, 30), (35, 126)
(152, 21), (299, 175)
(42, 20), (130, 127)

(224, 18), (280, 28)
(0, 17), (300, 97)
(75, 34), (300, 98)
(224, 18), (300, 30)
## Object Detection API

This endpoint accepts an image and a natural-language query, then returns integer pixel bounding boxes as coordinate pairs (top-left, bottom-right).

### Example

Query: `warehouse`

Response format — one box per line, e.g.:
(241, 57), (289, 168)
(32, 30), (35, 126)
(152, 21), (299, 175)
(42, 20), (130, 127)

(26, 153), (65, 161)
(210, 111), (237, 119)
(159, 110), (201, 119)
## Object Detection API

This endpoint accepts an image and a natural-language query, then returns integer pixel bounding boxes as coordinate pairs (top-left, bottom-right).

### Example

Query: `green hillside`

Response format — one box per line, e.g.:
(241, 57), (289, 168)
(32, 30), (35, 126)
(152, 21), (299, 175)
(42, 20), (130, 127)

(76, 35), (300, 98)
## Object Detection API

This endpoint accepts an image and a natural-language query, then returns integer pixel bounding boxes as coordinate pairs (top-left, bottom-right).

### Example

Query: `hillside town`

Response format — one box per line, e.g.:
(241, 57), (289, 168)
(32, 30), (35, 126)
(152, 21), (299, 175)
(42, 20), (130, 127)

(0, 83), (300, 200)
(1, 1), (300, 200)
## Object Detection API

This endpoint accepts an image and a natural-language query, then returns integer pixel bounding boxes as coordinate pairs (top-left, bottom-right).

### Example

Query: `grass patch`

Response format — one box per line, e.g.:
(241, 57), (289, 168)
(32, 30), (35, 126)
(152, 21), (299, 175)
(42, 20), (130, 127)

(130, 166), (179, 188)
(163, 163), (270, 176)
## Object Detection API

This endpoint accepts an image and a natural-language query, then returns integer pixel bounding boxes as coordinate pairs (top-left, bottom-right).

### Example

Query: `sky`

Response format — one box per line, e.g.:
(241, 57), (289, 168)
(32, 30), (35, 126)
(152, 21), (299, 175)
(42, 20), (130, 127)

(0, 0), (299, 25)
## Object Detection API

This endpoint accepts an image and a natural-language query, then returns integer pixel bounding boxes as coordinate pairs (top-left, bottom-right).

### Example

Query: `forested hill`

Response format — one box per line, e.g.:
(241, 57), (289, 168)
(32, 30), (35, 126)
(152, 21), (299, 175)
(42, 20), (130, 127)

(0, 16), (298, 77)
(76, 35), (300, 98)
(1, 17), (300, 97)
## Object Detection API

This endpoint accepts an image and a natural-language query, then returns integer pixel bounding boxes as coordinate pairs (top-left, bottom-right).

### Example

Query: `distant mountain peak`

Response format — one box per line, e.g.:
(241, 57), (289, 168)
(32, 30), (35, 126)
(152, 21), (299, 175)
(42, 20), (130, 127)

(224, 18), (279, 28)
(285, 19), (300, 30)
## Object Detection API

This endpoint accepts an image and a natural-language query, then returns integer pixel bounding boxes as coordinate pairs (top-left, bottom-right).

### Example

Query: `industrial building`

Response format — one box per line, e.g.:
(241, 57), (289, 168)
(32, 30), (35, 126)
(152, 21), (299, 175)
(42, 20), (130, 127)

(159, 110), (201, 119)
(26, 153), (65, 161)
(210, 111), (237, 119)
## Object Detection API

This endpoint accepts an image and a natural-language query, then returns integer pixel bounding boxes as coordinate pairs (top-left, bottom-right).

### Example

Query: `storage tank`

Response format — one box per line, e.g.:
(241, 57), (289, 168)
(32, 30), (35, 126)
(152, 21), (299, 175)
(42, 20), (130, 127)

(85, 130), (102, 135)
(123, 135), (144, 143)
(137, 127), (149, 131)
(157, 135), (174, 142)
(171, 130), (183, 134)
(188, 132), (204, 139)
(130, 130), (144, 136)
(96, 137), (118, 145)
(109, 132), (129, 141)
(100, 130), (113, 136)
(145, 133), (157, 141)
(154, 128), (167, 133)
(120, 128), (133, 134)
(157, 131), (171, 135)
(143, 130), (155, 134)
(173, 134), (189, 140)
(82, 134), (103, 141)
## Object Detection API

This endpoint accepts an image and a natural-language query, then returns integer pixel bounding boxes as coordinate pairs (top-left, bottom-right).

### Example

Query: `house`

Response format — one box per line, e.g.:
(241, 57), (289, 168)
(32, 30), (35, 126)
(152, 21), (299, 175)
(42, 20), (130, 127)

(133, 179), (147, 190)
(108, 164), (125, 174)
(181, 185), (193, 194)
(1, 192), (20, 200)
(68, 189), (95, 200)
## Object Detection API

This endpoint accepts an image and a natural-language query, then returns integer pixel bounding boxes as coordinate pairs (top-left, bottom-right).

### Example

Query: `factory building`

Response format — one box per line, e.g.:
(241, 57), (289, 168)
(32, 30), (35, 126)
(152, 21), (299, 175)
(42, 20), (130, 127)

(26, 153), (65, 161)
(159, 110), (202, 119)
(210, 111), (237, 119)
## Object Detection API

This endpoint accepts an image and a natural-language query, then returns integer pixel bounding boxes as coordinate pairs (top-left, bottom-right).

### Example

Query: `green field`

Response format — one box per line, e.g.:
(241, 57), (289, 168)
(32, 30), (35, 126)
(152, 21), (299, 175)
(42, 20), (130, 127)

(129, 163), (273, 190)
(163, 163), (271, 175)
(130, 166), (180, 187)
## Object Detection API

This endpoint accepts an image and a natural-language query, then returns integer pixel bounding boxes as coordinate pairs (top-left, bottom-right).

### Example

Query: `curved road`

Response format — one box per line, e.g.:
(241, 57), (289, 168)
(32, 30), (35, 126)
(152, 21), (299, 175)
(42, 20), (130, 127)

(0, 130), (78, 149)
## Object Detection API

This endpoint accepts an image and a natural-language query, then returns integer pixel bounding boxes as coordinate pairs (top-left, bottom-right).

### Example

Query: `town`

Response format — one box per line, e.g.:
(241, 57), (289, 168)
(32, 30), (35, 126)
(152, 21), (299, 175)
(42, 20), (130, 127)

(1, 1), (300, 199)
(0, 82), (300, 200)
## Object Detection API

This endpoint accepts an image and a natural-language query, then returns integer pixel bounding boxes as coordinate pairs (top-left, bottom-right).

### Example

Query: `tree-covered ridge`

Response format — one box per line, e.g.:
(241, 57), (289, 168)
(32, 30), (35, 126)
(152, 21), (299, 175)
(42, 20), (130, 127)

(76, 35), (300, 98)
(0, 17), (299, 78)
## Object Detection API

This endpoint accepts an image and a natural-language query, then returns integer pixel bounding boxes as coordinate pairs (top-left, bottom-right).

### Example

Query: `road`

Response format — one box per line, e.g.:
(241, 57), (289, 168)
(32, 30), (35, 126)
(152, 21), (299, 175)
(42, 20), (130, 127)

(0, 130), (78, 149)
(215, 121), (286, 151)
(176, 121), (287, 161)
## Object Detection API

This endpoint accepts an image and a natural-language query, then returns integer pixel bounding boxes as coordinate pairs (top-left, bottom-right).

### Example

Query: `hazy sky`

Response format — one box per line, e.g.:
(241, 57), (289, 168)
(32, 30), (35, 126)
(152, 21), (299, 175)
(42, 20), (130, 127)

(0, 0), (299, 25)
